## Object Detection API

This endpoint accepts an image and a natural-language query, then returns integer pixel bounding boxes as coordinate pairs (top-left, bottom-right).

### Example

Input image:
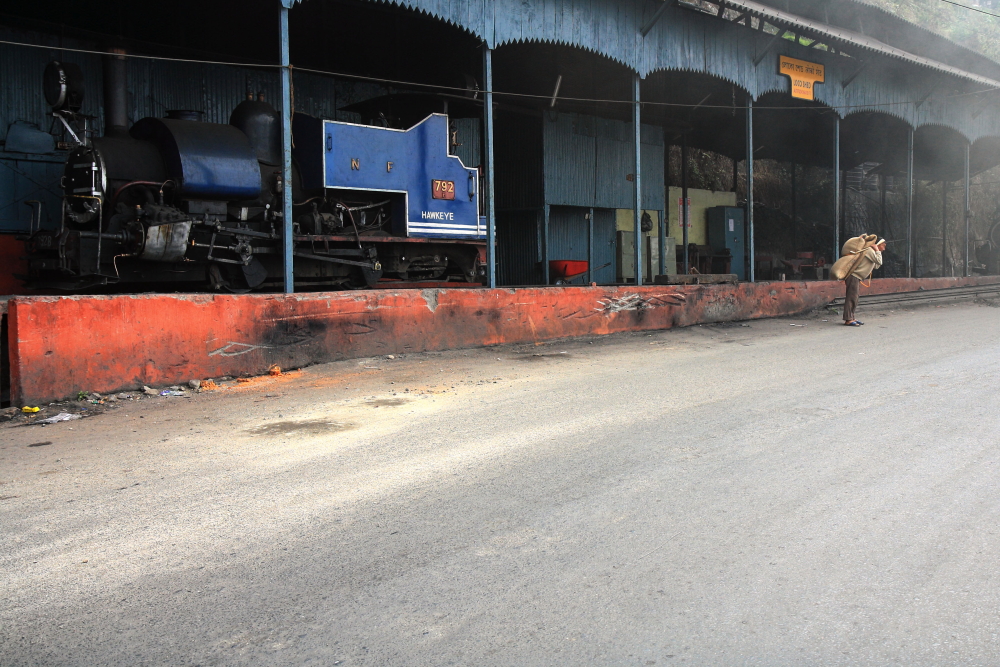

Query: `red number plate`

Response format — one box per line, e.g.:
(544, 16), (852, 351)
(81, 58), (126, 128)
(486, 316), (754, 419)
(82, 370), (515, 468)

(432, 179), (455, 200)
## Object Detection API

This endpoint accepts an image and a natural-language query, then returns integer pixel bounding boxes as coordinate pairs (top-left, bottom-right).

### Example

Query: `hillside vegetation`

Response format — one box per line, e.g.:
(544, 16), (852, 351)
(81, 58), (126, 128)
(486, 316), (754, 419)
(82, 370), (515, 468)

(861, 0), (1000, 63)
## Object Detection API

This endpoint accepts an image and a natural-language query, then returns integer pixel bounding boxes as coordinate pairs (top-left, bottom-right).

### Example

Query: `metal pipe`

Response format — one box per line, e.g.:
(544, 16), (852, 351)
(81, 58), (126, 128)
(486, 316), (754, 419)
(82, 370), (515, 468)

(964, 141), (971, 277)
(681, 135), (689, 275)
(543, 204), (550, 284)
(833, 116), (840, 262)
(790, 161), (797, 251)
(633, 74), (643, 286)
(102, 48), (128, 137)
(280, 2), (294, 293)
(658, 209), (666, 276)
(879, 172), (886, 244)
(588, 207), (594, 284)
(942, 179), (949, 277)
(746, 98), (754, 282)
(483, 47), (497, 289)
(906, 126), (914, 278)
(549, 75), (562, 109)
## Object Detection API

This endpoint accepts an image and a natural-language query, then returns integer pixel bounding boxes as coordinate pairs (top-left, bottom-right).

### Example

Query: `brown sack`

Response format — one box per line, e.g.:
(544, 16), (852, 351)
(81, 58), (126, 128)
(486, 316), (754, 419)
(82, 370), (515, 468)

(841, 234), (877, 256)
(830, 253), (861, 280)
(831, 234), (878, 280)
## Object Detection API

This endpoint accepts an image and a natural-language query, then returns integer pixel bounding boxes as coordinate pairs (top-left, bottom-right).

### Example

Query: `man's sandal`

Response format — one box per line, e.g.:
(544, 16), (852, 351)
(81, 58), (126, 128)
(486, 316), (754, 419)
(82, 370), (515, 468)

(844, 320), (863, 326)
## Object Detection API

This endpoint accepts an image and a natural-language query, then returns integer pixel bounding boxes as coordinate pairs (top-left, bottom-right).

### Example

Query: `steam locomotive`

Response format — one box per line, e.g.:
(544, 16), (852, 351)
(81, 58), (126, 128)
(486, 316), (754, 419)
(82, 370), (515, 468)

(26, 61), (486, 291)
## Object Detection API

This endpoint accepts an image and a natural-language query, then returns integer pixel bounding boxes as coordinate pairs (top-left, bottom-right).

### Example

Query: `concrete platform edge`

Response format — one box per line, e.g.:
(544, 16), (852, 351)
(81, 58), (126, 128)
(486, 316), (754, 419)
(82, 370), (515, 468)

(8, 276), (1000, 404)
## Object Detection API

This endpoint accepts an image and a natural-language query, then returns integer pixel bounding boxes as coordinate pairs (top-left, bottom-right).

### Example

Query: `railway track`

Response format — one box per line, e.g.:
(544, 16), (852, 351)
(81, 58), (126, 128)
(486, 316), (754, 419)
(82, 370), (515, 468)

(830, 282), (1000, 308)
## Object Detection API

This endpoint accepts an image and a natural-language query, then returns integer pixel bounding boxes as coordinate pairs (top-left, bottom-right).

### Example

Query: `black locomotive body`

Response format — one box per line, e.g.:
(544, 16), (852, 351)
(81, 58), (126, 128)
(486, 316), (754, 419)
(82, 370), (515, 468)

(26, 68), (487, 292)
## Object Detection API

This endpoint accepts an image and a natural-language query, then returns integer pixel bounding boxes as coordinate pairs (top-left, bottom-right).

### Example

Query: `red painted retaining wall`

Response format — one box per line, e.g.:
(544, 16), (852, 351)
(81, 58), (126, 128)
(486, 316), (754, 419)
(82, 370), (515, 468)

(8, 276), (1000, 404)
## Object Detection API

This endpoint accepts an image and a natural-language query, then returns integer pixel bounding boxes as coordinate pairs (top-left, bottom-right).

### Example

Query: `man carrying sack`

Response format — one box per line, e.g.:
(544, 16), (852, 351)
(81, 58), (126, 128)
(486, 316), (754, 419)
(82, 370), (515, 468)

(830, 234), (886, 326)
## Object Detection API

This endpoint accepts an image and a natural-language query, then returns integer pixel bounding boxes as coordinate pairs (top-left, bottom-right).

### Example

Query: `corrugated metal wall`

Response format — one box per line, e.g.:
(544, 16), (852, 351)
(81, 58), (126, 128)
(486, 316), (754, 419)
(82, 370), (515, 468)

(497, 209), (541, 285)
(451, 117), (481, 169)
(592, 208), (616, 284)
(543, 112), (664, 210)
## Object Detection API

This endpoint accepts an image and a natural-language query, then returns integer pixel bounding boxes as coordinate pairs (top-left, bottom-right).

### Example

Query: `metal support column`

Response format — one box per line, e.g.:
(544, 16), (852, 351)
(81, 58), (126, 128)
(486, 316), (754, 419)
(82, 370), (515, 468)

(658, 210), (666, 276)
(906, 126), (914, 277)
(790, 161), (797, 251)
(543, 204), (550, 284)
(632, 74), (643, 285)
(681, 135), (689, 275)
(833, 115), (840, 262)
(942, 180), (949, 276)
(280, 1), (294, 293)
(879, 173), (886, 241)
(588, 207), (594, 284)
(964, 141), (971, 277)
(746, 98), (754, 282)
(483, 47), (497, 288)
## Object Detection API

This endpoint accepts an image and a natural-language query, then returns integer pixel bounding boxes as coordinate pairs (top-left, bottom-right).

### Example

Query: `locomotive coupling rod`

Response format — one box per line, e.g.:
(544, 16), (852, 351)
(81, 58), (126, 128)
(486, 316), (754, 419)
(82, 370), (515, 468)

(210, 225), (279, 240)
(293, 250), (379, 269)
(76, 231), (129, 242)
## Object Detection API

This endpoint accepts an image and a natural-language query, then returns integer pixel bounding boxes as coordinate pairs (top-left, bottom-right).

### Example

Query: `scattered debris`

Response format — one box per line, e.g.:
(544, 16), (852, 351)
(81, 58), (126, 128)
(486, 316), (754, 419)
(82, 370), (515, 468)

(268, 365), (282, 376)
(35, 412), (82, 424)
(142, 386), (159, 396)
(21, 406), (40, 413)
(236, 377), (252, 384)
(27, 441), (53, 447)
(0, 407), (20, 422)
(159, 390), (188, 397)
(117, 393), (132, 400)
(199, 380), (218, 391)
(386, 355), (395, 360)
(188, 379), (201, 390)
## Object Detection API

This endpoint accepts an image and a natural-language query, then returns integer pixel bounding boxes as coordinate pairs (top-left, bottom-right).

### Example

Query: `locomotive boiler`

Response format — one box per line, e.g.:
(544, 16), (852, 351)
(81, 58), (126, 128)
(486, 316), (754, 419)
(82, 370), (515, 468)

(26, 62), (486, 291)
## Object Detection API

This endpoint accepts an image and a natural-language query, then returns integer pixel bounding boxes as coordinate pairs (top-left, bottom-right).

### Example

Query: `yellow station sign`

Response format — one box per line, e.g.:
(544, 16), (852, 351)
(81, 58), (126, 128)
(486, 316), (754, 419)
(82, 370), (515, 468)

(779, 56), (825, 101)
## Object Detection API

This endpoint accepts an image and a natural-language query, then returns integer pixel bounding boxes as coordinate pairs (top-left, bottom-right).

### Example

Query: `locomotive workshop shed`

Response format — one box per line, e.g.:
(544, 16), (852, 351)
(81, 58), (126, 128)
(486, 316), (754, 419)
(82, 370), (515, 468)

(4, 0), (1000, 288)
(4, 0), (1000, 292)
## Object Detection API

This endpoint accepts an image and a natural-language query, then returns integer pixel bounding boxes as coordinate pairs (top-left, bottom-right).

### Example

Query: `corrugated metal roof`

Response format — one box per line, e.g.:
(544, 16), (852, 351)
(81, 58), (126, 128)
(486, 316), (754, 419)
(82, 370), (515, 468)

(721, 0), (1000, 91)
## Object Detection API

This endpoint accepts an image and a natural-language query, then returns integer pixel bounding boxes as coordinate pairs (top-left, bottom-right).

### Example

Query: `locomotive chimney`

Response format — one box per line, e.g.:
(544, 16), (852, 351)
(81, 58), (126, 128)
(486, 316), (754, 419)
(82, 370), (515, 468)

(103, 47), (128, 138)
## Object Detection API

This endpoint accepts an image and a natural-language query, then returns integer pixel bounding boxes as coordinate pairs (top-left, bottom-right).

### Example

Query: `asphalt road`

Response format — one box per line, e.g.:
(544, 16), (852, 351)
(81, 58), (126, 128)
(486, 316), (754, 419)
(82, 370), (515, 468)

(2, 300), (999, 666)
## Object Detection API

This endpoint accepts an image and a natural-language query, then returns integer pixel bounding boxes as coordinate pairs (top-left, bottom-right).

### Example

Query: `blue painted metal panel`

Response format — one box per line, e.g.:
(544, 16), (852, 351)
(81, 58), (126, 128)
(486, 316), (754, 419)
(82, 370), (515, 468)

(451, 118), (481, 169)
(0, 153), (64, 232)
(543, 112), (664, 210)
(130, 118), (261, 200)
(592, 207), (616, 284)
(544, 114), (596, 207)
(297, 113), (483, 239)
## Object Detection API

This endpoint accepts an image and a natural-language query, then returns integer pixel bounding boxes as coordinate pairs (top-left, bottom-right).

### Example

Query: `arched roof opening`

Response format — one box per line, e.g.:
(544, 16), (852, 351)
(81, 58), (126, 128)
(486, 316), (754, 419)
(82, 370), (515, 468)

(492, 42), (636, 123)
(970, 136), (1000, 177)
(752, 92), (838, 169)
(840, 111), (912, 174)
(914, 125), (970, 182)
(641, 70), (751, 162)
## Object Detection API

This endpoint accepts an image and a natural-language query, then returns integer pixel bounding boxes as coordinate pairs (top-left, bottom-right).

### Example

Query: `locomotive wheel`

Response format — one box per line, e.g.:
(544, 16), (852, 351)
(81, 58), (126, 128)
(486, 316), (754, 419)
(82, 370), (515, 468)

(242, 257), (268, 289)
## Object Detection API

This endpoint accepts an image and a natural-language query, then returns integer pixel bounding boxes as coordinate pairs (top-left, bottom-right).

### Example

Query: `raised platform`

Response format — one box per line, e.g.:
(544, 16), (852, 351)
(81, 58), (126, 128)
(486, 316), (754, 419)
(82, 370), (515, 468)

(6, 276), (1000, 404)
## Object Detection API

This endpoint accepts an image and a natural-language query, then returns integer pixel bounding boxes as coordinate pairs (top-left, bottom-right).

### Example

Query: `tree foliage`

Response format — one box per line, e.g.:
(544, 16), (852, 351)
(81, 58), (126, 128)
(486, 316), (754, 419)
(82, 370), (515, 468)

(860, 0), (1000, 63)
